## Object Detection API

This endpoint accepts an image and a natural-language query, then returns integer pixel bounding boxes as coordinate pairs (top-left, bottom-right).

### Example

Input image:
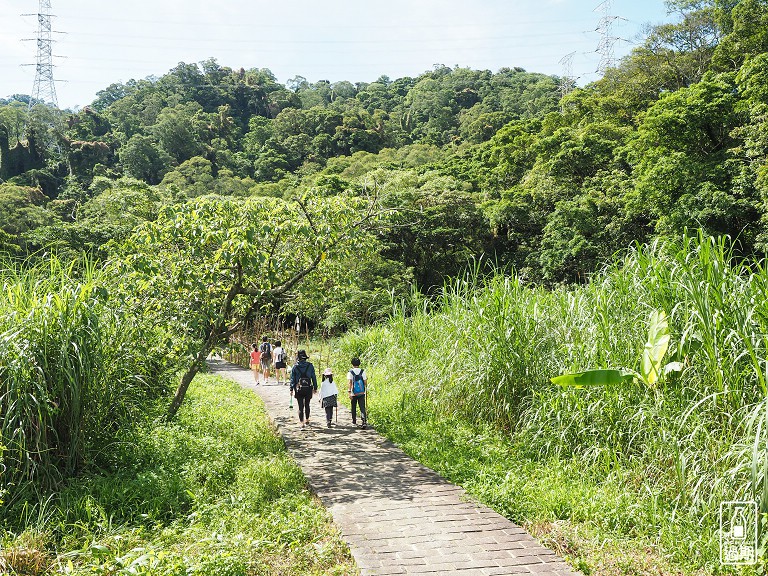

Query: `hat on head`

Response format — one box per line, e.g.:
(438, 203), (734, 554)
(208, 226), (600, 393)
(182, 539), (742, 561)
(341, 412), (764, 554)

(323, 367), (333, 376)
(297, 349), (308, 360)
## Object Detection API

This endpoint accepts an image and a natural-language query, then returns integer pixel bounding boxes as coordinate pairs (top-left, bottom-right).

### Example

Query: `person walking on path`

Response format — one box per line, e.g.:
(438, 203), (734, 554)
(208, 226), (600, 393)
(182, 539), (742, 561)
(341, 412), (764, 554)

(319, 367), (338, 427)
(273, 340), (287, 384)
(347, 357), (368, 429)
(249, 343), (261, 384)
(290, 349), (317, 429)
(259, 336), (273, 384)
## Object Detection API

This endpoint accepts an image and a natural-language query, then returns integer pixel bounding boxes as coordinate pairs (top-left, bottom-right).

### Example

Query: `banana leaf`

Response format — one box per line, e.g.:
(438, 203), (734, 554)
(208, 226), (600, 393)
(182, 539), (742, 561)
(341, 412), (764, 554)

(641, 309), (670, 387)
(551, 369), (638, 388)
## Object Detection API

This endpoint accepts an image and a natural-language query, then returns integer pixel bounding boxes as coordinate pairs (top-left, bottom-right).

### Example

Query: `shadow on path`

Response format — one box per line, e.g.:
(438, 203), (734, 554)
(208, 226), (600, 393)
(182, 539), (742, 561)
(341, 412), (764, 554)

(209, 359), (580, 576)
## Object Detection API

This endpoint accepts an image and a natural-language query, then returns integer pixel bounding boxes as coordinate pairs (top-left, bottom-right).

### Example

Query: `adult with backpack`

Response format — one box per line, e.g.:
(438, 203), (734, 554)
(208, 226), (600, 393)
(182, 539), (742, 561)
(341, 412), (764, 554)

(347, 357), (368, 429)
(290, 349), (317, 429)
(259, 336), (272, 384)
(272, 340), (287, 385)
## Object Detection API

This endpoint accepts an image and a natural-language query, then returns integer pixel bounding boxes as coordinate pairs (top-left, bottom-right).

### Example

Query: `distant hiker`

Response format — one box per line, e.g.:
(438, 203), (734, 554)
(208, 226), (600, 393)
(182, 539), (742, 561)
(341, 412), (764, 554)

(290, 349), (317, 429)
(249, 343), (261, 384)
(273, 340), (288, 384)
(319, 367), (338, 428)
(347, 357), (368, 429)
(259, 336), (272, 383)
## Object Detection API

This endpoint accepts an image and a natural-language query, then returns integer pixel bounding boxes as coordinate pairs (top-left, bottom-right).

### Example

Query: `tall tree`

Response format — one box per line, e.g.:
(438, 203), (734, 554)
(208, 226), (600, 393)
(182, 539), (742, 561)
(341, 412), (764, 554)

(115, 193), (378, 418)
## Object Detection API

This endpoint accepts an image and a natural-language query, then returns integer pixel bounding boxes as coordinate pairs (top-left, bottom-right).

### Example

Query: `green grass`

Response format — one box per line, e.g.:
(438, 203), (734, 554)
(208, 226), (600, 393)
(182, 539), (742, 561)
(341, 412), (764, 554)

(0, 255), (179, 508)
(0, 374), (357, 576)
(337, 233), (768, 576)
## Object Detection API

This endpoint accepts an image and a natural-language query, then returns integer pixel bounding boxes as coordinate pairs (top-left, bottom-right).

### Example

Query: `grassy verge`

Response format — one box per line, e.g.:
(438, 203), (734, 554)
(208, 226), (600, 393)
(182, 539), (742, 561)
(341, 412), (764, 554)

(335, 235), (767, 576)
(366, 403), (712, 576)
(0, 374), (357, 576)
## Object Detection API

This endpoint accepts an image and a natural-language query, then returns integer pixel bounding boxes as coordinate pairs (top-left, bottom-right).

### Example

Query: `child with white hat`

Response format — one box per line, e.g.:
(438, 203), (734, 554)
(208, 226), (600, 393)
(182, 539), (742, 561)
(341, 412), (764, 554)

(319, 367), (338, 427)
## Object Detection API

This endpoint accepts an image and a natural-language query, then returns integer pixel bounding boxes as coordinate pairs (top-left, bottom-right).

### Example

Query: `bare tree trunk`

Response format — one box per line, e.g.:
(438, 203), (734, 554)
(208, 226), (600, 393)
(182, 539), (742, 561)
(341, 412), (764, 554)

(166, 336), (217, 420)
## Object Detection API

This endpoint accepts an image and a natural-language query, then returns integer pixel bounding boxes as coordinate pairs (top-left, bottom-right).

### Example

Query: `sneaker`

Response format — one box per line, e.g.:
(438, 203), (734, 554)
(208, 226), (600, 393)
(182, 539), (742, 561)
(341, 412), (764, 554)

(327, 420), (332, 428)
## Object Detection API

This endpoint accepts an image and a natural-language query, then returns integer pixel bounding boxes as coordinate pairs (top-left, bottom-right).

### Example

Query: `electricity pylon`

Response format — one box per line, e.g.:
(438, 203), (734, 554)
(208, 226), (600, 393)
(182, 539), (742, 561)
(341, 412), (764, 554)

(23, 0), (59, 109)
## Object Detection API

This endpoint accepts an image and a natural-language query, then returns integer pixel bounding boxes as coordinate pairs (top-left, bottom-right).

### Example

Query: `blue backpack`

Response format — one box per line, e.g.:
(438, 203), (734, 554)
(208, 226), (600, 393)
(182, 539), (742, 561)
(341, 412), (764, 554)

(350, 369), (365, 395)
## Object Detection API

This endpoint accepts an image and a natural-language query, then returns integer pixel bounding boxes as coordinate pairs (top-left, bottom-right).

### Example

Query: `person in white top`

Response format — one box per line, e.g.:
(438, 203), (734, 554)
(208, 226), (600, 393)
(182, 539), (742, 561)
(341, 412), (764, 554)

(273, 340), (287, 384)
(347, 357), (368, 429)
(319, 367), (338, 427)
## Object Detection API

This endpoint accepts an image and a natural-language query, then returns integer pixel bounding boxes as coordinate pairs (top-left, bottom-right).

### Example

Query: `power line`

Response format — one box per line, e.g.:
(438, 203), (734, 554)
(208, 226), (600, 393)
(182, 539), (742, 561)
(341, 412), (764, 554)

(54, 14), (596, 31)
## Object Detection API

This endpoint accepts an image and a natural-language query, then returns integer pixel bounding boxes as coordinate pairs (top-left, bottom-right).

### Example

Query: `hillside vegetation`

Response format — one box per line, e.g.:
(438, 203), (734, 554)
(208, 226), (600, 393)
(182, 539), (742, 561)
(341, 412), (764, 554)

(2, 0), (767, 299)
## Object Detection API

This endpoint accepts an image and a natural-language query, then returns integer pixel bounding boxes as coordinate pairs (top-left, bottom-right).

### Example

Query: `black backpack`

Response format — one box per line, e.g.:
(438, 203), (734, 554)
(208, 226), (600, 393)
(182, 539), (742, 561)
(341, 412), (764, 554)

(260, 342), (272, 360)
(296, 365), (312, 391)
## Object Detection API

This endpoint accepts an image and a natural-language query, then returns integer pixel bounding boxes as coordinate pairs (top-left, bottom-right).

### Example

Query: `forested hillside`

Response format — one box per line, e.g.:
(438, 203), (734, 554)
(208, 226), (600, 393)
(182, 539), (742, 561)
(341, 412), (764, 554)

(2, 0), (766, 322)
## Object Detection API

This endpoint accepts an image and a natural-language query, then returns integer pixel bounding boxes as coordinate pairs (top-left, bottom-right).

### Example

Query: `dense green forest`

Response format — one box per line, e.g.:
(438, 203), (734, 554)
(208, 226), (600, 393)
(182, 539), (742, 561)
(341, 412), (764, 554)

(4, 0), (768, 573)
(3, 0), (767, 299)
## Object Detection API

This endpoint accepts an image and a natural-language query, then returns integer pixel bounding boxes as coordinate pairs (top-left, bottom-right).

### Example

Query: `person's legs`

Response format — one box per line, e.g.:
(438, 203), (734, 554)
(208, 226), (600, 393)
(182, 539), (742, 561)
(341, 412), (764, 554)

(296, 393), (307, 424)
(325, 405), (333, 425)
(305, 394), (311, 422)
(358, 395), (367, 426)
(351, 396), (358, 424)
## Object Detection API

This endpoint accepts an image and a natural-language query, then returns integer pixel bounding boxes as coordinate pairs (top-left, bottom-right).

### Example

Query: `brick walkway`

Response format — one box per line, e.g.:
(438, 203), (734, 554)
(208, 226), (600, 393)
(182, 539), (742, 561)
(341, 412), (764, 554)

(209, 359), (580, 576)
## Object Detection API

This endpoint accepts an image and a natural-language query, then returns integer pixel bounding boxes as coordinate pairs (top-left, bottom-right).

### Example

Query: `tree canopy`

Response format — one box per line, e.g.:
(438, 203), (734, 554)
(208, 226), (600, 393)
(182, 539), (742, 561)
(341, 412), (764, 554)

(1, 0), (768, 294)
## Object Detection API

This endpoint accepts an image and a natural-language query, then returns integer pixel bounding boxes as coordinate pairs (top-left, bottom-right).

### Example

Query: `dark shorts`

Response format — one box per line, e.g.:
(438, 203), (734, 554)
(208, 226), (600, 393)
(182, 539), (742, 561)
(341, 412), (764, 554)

(275, 361), (286, 369)
(260, 357), (271, 369)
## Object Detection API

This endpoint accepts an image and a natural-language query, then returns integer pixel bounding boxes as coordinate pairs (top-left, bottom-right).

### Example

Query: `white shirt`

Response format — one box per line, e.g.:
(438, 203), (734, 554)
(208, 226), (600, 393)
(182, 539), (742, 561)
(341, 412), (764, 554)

(347, 368), (367, 388)
(319, 377), (339, 399)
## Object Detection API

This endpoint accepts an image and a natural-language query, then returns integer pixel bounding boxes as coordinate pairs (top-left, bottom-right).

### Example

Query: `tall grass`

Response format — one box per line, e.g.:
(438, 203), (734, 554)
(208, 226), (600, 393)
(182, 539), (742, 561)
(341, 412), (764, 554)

(1, 375), (356, 575)
(339, 232), (768, 571)
(0, 256), (176, 515)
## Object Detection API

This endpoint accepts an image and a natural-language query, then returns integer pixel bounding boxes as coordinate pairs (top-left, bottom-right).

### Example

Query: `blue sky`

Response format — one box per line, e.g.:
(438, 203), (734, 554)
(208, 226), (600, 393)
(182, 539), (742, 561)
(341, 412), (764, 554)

(1, 0), (672, 109)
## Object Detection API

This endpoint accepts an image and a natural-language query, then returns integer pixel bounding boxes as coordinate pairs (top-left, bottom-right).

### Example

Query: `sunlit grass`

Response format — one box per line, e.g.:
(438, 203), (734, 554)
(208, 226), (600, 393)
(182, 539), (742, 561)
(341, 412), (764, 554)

(0, 255), (176, 512)
(0, 374), (357, 576)
(338, 232), (768, 575)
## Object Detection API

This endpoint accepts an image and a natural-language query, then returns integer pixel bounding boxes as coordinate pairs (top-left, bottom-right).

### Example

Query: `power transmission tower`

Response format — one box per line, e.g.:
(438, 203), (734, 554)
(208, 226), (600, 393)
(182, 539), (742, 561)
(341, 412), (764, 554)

(594, 0), (620, 75)
(22, 0), (59, 109)
(558, 51), (576, 103)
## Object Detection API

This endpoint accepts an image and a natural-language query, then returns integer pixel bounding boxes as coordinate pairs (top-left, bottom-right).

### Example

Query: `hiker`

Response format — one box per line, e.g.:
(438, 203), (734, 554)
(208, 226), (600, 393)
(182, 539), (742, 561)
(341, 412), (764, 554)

(347, 357), (368, 429)
(259, 336), (272, 384)
(273, 340), (288, 384)
(319, 367), (338, 428)
(290, 349), (317, 429)
(249, 343), (261, 384)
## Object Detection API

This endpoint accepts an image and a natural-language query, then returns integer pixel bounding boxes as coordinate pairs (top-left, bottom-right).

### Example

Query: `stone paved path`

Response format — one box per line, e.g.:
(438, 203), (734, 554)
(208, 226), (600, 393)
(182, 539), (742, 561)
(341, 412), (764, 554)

(209, 359), (581, 576)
